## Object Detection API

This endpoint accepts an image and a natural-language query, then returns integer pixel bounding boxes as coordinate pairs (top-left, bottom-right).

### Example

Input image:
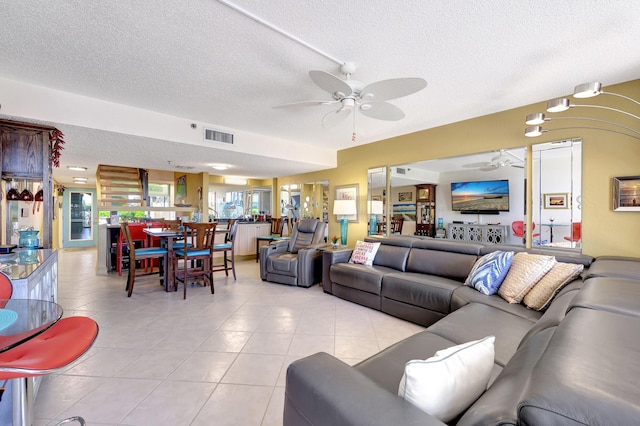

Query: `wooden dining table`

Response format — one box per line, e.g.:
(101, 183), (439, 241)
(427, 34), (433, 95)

(144, 225), (229, 292)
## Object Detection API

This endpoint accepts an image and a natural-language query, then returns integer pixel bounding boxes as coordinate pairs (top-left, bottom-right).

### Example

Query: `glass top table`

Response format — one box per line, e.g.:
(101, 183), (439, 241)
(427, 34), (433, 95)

(0, 299), (63, 353)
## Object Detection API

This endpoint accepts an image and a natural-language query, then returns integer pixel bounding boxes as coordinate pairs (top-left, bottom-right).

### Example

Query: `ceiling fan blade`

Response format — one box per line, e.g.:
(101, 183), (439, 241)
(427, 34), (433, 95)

(273, 100), (338, 109)
(309, 70), (353, 98)
(360, 78), (427, 102)
(322, 107), (352, 128)
(463, 162), (491, 168)
(479, 165), (499, 171)
(359, 102), (405, 121)
(510, 164), (525, 169)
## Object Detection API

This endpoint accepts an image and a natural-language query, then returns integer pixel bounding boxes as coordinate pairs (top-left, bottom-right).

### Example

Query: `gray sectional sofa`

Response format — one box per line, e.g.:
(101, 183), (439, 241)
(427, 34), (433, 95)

(284, 236), (640, 425)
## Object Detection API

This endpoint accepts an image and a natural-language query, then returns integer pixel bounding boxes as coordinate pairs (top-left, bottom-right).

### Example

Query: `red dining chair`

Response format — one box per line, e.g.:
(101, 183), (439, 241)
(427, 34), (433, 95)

(116, 222), (148, 276)
(564, 222), (582, 242)
(511, 220), (540, 242)
(0, 272), (13, 304)
(121, 223), (168, 297)
(0, 316), (99, 426)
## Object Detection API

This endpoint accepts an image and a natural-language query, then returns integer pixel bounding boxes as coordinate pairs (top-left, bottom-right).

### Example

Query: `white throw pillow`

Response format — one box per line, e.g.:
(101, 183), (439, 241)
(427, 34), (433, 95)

(398, 336), (495, 422)
(348, 240), (381, 266)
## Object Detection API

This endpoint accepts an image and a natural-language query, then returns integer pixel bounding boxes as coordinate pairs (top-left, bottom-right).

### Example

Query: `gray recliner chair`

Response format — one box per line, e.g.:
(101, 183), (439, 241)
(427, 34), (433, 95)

(260, 218), (327, 287)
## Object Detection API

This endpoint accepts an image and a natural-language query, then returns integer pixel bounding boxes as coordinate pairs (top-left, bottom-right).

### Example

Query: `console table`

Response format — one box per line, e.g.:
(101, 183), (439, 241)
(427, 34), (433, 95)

(448, 223), (508, 244)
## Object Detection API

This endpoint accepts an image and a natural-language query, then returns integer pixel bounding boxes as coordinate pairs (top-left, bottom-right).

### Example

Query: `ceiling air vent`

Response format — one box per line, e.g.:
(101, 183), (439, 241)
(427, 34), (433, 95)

(396, 167), (407, 175)
(204, 128), (234, 144)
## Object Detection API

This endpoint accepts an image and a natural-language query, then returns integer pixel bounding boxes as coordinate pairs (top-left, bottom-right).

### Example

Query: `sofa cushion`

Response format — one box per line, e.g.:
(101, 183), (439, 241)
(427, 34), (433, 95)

(330, 263), (398, 295)
(372, 243), (413, 271)
(584, 256), (640, 279)
(355, 331), (457, 393)
(427, 303), (535, 367)
(523, 262), (584, 311)
(569, 277), (640, 319)
(457, 327), (556, 426)
(349, 240), (380, 266)
(518, 309), (640, 425)
(398, 336), (495, 423)
(498, 253), (556, 303)
(382, 272), (462, 314)
(465, 251), (514, 295)
(406, 248), (478, 282)
(450, 286), (543, 322)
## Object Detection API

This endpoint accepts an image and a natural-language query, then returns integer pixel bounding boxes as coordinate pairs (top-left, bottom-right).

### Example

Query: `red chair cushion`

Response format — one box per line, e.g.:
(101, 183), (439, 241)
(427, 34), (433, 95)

(0, 316), (99, 379)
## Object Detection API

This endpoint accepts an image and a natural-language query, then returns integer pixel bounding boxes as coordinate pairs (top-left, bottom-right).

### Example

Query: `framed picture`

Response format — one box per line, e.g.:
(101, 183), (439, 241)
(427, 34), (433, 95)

(544, 193), (568, 209)
(398, 191), (413, 202)
(176, 175), (187, 199)
(613, 175), (640, 211)
(335, 184), (359, 222)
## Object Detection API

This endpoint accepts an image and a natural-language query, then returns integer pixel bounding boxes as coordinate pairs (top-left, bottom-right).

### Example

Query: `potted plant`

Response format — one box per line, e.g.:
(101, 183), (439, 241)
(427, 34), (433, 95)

(331, 235), (340, 249)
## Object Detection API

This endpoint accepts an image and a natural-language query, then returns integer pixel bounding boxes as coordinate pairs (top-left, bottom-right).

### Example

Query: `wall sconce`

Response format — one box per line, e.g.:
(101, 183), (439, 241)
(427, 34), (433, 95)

(367, 200), (383, 235)
(333, 199), (357, 245)
(524, 81), (639, 140)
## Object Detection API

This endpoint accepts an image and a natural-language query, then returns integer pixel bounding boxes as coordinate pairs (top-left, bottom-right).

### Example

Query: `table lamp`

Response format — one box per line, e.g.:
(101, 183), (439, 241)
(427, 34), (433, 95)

(333, 199), (357, 246)
(367, 200), (384, 235)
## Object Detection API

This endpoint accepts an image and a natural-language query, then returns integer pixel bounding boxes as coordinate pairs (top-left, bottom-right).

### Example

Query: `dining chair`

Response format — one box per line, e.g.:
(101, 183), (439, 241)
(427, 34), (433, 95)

(121, 222), (168, 297)
(391, 217), (404, 234)
(0, 316), (99, 426)
(116, 222), (148, 276)
(270, 217), (284, 236)
(213, 220), (238, 280)
(173, 222), (217, 299)
(564, 222), (582, 243)
(511, 220), (540, 243)
(0, 272), (13, 302)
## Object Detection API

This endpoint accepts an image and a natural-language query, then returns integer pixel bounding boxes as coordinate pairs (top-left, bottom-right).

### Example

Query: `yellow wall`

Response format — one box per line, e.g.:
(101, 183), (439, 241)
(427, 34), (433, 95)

(280, 79), (640, 257)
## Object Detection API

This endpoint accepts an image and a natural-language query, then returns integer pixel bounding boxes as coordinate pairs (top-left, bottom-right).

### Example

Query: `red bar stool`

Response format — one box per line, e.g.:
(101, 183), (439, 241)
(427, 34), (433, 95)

(0, 316), (99, 426)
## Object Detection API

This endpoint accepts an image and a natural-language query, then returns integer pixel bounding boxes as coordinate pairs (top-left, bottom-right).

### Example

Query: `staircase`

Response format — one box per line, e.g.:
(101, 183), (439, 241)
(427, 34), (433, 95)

(96, 165), (145, 207)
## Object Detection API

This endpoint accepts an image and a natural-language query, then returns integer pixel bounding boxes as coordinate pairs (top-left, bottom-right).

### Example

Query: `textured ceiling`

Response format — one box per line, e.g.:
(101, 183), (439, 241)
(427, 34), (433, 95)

(0, 0), (639, 185)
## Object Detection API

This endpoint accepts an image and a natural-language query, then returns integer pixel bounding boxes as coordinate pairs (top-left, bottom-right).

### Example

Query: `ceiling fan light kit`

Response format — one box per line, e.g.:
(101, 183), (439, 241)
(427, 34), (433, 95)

(524, 81), (639, 140)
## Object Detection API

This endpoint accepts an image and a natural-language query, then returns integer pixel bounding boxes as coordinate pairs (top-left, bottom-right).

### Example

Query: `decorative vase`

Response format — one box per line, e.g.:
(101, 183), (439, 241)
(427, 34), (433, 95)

(340, 216), (348, 246)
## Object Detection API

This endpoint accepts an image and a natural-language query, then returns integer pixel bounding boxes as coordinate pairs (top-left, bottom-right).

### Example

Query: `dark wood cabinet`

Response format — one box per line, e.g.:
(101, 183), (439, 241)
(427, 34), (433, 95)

(415, 184), (436, 237)
(1, 120), (54, 248)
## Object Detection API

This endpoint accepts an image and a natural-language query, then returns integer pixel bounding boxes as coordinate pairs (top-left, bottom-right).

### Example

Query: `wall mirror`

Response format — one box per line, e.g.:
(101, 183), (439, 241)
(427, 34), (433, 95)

(367, 167), (387, 235)
(302, 181), (329, 221)
(69, 191), (93, 241)
(251, 186), (272, 218)
(532, 138), (582, 250)
(387, 148), (526, 244)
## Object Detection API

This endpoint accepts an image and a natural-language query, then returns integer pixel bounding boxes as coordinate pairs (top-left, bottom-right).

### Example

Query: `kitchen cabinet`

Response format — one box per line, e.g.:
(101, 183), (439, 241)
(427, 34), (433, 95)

(235, 222), (270, 256)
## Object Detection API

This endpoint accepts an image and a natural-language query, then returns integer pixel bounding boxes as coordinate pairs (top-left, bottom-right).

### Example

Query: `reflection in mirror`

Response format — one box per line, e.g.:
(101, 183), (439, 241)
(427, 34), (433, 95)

(280, 184), (301, 234)
(532, 138), (582, 251)
(302, 181), (329, 221)
(392, 148), (526, 244)
(69, 191), (93, 241)
(367, 167), (387, 235)
(251, 186), (272, 219)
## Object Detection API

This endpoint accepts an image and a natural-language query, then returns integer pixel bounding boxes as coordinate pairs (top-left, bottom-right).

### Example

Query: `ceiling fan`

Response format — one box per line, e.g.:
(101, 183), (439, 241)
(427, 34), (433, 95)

(274, 62), (427, 129)
(463, 150), (525, 172)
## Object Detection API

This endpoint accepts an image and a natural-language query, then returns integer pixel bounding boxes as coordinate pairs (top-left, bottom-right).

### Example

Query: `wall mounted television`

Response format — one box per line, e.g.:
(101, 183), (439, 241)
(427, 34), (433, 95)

(451, 179), (509, 214)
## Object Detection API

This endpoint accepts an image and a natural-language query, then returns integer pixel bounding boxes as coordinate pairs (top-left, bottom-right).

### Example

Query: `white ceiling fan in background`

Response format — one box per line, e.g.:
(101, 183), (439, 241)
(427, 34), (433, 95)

(463, 149), (525, 172)
(274, 62), (427, 134)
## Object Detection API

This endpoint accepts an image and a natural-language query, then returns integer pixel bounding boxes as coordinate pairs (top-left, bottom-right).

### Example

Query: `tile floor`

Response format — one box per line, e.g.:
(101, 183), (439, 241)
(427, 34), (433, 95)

(34, 248), (424, 425)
